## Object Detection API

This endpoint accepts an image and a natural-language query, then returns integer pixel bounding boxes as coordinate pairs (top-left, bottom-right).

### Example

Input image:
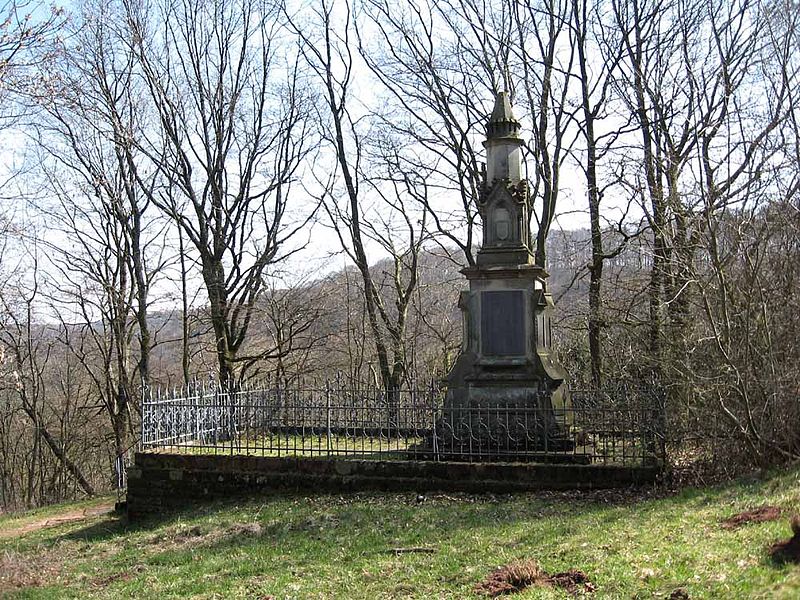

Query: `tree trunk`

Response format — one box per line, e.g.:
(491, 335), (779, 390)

(203, 258), (236, 386)
(179, 228), (191, 385)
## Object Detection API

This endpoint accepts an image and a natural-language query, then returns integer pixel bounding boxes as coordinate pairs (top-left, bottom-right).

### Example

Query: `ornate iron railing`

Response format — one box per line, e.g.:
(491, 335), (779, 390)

(140, 380), (665, 467)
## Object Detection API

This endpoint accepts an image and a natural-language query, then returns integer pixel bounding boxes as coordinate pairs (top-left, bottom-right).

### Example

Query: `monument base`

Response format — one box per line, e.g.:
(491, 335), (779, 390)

(434, 381), (574, 457)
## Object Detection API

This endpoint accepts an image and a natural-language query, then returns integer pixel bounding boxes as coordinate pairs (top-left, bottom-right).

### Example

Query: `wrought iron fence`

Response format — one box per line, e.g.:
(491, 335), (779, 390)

(140, 380), (666, 467)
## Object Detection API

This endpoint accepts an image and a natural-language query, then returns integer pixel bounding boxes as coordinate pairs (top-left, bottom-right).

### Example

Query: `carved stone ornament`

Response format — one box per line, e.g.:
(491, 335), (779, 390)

(495, 207), (510, 241)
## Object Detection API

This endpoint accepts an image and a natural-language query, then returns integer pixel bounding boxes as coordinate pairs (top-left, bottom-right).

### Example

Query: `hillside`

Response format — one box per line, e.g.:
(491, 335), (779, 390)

(1, 467), (799, 598)
(140, 227), (635, 385)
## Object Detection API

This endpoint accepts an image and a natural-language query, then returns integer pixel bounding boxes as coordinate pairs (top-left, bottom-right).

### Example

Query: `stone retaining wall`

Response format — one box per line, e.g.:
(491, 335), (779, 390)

(126, 452), (661, 519)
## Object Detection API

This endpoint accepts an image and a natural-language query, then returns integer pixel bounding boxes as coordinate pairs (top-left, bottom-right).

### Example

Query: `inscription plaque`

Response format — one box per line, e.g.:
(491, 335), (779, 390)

(481, 290), (525, 356)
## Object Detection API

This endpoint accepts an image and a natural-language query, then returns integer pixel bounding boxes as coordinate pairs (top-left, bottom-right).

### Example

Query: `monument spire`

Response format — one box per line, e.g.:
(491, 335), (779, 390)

(478, 91), (530, 266)
(484, 91), (523, 184)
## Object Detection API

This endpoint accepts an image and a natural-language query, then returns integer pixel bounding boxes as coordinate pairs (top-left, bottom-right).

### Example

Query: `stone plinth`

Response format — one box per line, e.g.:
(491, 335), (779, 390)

(441, 265), (572, 453)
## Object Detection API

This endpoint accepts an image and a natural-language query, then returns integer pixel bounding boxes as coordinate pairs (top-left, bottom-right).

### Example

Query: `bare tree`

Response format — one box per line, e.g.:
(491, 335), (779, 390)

(510, 0), (578, 267)
(362, 0), (581, 275)
(0, 0), (65, 117)
(0, 256), (95, 503)
(358, 0), (496, 267)
(287, 0), (429, 393)
(30, 0), (167, 461)
(567, 0), (633, 385)
(126, 0), (316, 385)
(687, 0), (798, 462)
(610, 0), (706, 373)
(258, 276), (331, 386)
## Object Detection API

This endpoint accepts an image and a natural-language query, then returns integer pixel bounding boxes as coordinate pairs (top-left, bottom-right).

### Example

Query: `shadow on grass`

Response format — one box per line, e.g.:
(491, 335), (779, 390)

(57, 491), (311, 544)
(60, 516), (130, 543)
(59, 463), (796, 551)
(159, 490), (656, 560)
(83, 487), (673, 547)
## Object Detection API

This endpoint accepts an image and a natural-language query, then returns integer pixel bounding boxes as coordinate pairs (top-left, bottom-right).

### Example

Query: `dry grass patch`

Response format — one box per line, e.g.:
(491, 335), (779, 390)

(0, 547), (61, 593)
(474, 558), (596, 597)
(147, 521), (264, 550)
(720, 505), (782, 530)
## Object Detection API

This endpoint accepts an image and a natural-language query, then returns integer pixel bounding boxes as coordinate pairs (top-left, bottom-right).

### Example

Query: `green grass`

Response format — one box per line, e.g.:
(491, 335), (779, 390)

(153, 432), (424, 460)
(0, 495), (115, 530)
(150, 430), (652, 466)
(1, 466), (799, 599)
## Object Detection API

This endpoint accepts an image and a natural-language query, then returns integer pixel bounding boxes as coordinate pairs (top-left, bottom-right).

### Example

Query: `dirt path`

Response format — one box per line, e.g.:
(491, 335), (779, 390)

(0, 502), (115, 541)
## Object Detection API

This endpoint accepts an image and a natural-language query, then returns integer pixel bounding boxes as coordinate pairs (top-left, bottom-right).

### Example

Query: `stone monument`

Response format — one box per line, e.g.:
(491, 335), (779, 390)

(440, 91), (572, 454)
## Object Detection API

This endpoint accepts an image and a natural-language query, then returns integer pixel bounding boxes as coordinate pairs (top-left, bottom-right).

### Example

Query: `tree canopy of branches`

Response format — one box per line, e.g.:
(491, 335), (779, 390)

(126, 0), (316, 385)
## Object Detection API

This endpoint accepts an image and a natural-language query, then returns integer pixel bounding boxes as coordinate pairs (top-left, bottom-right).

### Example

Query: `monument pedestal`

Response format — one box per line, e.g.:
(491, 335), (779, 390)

(439, 265), (573, 456)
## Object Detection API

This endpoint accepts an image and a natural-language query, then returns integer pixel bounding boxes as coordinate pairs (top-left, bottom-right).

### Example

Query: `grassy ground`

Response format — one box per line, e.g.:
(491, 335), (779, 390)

(151, 433), (423, 460)
(149, 431), (646, 466)
(0, 496), (115, 533)
(1, 466), (799, 599)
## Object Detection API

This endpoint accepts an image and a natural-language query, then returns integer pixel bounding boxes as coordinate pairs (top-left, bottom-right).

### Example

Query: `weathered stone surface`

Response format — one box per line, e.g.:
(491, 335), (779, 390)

(126, 452), (661, 519)
(481, 290), (525, 356)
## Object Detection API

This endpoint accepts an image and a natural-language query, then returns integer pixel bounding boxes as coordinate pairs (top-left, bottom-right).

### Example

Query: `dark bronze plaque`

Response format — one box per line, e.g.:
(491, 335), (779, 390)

(481, 290), (525, 356)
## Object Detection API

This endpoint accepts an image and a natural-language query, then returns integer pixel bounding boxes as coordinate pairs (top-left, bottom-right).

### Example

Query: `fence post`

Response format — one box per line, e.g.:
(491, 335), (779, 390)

(227, 383), (234, 457)
(326, 379), (332, 456)
(114, 453), (125, 496)
(430, 379), (439, 462)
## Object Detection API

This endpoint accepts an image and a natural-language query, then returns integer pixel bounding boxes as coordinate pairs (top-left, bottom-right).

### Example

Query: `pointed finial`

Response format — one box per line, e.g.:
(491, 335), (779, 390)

(487, 91), (521, 139)
(490, 91), (515, 122)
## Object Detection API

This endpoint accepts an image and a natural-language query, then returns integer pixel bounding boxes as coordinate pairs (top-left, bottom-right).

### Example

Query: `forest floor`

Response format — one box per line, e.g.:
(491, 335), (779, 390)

(0, 465), (799, 599)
